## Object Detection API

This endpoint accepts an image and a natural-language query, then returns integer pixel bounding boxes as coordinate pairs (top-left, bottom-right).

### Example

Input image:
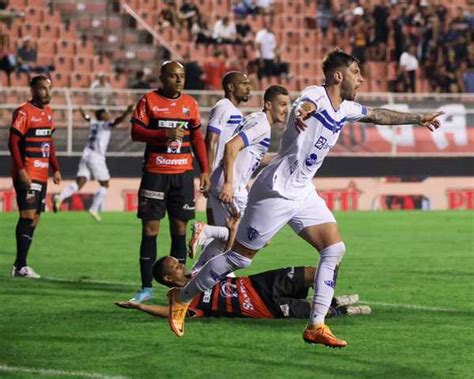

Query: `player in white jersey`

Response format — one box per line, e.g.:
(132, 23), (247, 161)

(168, 49), (443, 346)
(53, 106), (132, 221)
(189, 86), (290, 272)
(205, 71), (251, 225)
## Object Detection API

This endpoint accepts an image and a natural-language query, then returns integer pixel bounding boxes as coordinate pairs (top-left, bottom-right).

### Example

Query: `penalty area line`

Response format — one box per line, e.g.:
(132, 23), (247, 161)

(0, 364), (129, 379)
(359, 301), (459, 313)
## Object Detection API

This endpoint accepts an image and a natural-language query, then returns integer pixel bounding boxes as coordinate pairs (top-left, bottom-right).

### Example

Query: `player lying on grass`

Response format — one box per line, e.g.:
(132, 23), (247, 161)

(116, 256), (371, 320)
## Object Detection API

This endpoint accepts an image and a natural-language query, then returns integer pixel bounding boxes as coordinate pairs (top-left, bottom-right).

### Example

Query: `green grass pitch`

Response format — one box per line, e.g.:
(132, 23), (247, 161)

(0, 211), (473, 378)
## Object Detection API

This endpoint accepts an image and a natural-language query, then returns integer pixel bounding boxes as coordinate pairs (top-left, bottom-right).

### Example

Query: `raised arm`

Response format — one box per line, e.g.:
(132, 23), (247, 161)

(219, 134), (245, 204)
(112, 105), (134, 127)
(79, 107), (91, 122)
(360, 108), (443, 131)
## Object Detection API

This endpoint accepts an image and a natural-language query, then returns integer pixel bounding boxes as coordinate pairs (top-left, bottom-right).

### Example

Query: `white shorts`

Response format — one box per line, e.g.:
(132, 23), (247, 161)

(76, 150), (110, 181)
(236, 181), (336, 250)
(207, 192), (247, 227)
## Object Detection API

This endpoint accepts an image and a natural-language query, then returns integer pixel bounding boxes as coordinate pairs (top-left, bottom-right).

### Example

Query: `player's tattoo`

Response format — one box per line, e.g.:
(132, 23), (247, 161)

(361, 108), (423, 125)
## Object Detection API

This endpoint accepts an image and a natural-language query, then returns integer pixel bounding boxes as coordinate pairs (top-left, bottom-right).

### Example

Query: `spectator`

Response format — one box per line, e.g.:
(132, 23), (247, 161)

(203, 49), (227, 90)
(191, 14), (215, 46)
(183, 52), (205, 90)
(255, 22), (277, 84)
(316, 0), (333, 38)
(398, 44), (419, 92)
(179, 0), (200, 31)
(157, 0), (180, 31)
(232, 0), (257, 17)
(235, 14), (253, 45)
(372, 0), (389, 61)
(130, 70), (150, 90)
(212, 16), (237, 44)
(350, 7), (368, 71)
(90, 73), (112, 105)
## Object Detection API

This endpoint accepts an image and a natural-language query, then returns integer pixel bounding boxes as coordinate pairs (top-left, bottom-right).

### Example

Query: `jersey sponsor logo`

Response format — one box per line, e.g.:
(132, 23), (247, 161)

(305, 153), (318, 167)
(155, 156), (189, 165)
(247, 226), (259, 241)
(152, 107), (170, 112)
(239, 282), (254, 311)
(203, 289), (212, 303)
(314, 136), (329, 150)
(33, 160), (49, 168)
(167, 139), (182, 153)
(140, 189), (165, 200)
(31, 116), (43, 122)
(36, 128), (52, 136)
(41, 142), (51, 158)
(324, 279), (335, 288)
(158, 120), (189, 129)
(182, 203), (195, 210)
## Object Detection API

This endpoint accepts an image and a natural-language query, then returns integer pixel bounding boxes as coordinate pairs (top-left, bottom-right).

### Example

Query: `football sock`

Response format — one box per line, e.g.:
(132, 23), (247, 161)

(59, 182), (79, 202)
(202, 225), (229, 242)
(310, 242), (346, 325)
(139, 234), (157, 288)
(89, 186), (107, 212)
(178, 249), (252, 303)
(170, 234), (187, 264)
(190, 238), (226, 274)
(14, 218), (34, 269)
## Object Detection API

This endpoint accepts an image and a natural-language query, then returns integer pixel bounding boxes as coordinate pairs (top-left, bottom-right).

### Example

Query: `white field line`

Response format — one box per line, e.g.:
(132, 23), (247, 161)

(0, 364), (128, 379)
(36, 276), (471, 313)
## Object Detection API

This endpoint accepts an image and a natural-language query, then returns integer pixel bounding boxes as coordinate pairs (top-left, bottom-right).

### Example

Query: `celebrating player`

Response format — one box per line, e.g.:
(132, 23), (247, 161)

(8, 75), (61, 278)
(205, 71), (251, 224)
(129, 61), (209, 303)
(168, 49), (443, 346)
(116, 256), (371, 320)
(189, 85), (290, 272)
(53, 105), (133, 221)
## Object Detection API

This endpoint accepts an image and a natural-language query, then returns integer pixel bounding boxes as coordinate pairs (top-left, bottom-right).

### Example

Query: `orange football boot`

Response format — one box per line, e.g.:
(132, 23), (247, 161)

(168, 287), (189, 337)
(303, 324), (348, 348)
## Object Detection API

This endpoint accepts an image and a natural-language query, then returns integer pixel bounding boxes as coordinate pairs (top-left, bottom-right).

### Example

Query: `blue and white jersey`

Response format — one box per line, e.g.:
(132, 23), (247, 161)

(84, 119), (113, 156)
(257, 85), (367, 200)
(211, 111), (271, 199)
(207, 98), (244, 171)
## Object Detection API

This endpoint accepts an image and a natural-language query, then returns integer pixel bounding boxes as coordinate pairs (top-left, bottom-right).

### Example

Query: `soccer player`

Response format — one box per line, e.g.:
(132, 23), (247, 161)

(53, 105), (133, 221)
(168, 50), (443, 346)
(204, 71), (251, 224)
(129, 61), (209, 303)
(189, 85), (290, 272)
(8, 75), (61, 278)
(116, 256), (371, 320)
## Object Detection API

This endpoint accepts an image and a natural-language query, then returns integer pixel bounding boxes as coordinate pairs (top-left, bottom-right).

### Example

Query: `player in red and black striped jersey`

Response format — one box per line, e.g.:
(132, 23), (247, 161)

(8, 75), (61, 278)
(129, 61), (209, 303)
(116, 256), (371, 320)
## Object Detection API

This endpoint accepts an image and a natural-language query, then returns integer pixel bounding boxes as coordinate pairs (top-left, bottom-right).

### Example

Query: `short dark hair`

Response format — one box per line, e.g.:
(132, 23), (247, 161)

(151, 257), (173, 287)
(30, 75), (50, 88)
(222, 71), (242, 92)
(263, 85), (289, 103)
(322, 49), (358, 78)
(95, 108), (107, 119)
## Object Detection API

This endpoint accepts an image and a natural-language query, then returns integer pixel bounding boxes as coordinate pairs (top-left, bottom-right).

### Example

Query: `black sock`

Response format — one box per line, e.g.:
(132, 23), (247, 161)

(170, 234), (187, 264)
(26, 225), (36, 252)
(14, 218), (34, 269)
(139, 234), (157, 288)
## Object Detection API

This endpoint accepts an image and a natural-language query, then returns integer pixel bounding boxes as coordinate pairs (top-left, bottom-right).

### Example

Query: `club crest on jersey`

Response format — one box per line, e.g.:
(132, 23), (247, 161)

(247, 226), (259, 241)
(315, 136), (328, 150)
(167, 139), (182, 153)
(305, 153), (318, 167)
(182, 106), (190, 116)
(324, 279), (335, 288)
(41, 142), (51, 158)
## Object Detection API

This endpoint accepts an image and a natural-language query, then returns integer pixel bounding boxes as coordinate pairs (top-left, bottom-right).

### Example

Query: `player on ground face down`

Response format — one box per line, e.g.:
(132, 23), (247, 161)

(129, 61), (209, 303)
(168, 49), (443, 347)
(53, 106), (133, 221)
(116, 256), (371, 320)
(204, 71), (251, 225)
(8, 75), (61, 278)
(189, 85), (290, 273)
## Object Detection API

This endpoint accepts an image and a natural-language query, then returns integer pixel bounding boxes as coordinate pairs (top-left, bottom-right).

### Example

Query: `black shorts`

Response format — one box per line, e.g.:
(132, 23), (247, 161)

(258, 59), (276, 79)
(14, 180), (47, 213)
(137, 171), (195, 221)
(249, 266), (310, 319)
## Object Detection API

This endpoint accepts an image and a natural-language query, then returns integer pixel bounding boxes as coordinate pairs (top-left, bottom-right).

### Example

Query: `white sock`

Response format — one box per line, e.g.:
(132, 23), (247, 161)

(191, 239), (226, 274)
(59, 182), (79, 202)
(310, 242), (346, 325)
(90, 187), (107, 212)
(202, 225), (229, 242)
(179, 249), (252, 303)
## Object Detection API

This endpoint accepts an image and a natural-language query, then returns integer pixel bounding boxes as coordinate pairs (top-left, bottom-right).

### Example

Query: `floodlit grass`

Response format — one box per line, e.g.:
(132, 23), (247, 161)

(0, 211), (473, 378)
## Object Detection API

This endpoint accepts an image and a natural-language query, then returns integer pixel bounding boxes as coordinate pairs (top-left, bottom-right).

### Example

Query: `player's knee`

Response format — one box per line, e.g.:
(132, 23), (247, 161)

(143, 221), (159, 236)
(76, 177), (87, 189)
(99, 181), (109, 188)
(225, 250), (252, 271)
(321, 241), (346, 261)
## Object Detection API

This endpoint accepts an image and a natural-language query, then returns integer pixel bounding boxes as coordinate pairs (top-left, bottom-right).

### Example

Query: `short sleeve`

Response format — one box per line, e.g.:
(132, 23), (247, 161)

(131, 95), (150, 127)
(11, 108), (28, 136)
(207, 102), (227, 135)
(238, 115), (268, 147)
(296, 86), (326, 113)
(344, 101), (368, 122)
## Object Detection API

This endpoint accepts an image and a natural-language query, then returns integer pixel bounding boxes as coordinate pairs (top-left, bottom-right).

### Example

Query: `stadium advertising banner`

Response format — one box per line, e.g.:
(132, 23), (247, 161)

(0, 177), (473, 212)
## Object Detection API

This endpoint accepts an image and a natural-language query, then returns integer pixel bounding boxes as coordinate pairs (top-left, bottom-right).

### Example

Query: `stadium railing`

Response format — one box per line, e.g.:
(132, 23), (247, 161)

(0, 87), (473, 157)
